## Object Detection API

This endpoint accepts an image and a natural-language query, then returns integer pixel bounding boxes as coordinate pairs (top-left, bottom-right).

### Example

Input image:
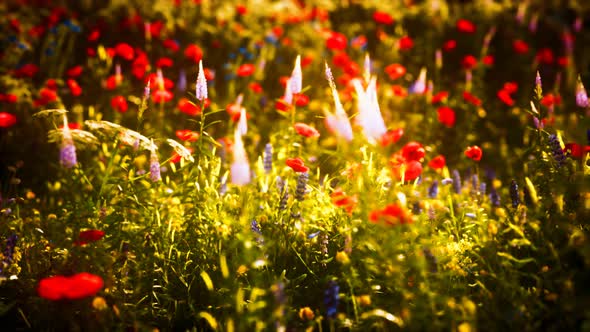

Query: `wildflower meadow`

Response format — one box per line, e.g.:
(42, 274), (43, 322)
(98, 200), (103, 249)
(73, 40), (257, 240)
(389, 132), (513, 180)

(1, 0), (590, 331)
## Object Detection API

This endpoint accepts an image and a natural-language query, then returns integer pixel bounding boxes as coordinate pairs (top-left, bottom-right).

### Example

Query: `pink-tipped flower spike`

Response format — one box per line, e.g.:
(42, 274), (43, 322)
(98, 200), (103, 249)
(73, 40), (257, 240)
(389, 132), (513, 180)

(290, 55), (302, 94)
(231, 127), (251, 185)
(352, 77), (386, 142)
(59, 115), (77, 168)
(482, 26), (496, 55)
(325, 63), (353, 142)
(237, 107), (248, 136)
(144, 80), (151, 99)
(115, 63), (122, 83)
(576, 76), (589, 108)
(409, 68), (427, 94)
(574, 17), (583, 32)
(144, 22), (151, 40)
(516, 2), (527, 25)
(435, 49), (442, 69)
(363, 53), (371, 83)
(149, 141), (161, 182)
(534, 71), (542, 98)
(529, 13), (539, 33)
(195, 59), (207, 101)
(156, 68), (164, 90)
(284, 77), (293, 105)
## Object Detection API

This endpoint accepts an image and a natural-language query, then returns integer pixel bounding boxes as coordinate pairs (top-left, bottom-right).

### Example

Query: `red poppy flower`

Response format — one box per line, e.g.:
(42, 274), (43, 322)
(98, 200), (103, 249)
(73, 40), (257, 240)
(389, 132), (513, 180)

(67, 79), (82, 96)
(428, 155), (446, 170)
(535, 48), (554, 65)
(87, 28), (100, 42)
(464, 146), (483, 161)
(437, 106), (456, 127)
(2, 94), (18, 104)
(115, 43), (134, 60)
(105, 75), (122, 90)
(236, 64), (255, 77)
(456, 19), (476, 33)
(66, 66), (83, 78)
(513, 39), (529, 54)
(111, 95), (128, 113)
(497, 90), (515, 106)
(176, 98), (200, 116)
(385, 63), (406, 80)
(38, 273), (104, 300)
(0, 112), (17, 128)
(293, 94), (310, 107)
(275, 98), (292, 112)
(369, 203), (412, 226)
(391, 85), (408, 98)
(403, 160), (423, 181)
(461, 55), (477, 70)
(463, 91), (482, 106)
(331, 53), (349, 69)
(431, 91), (449, 104)
(373, 11), (394, 25)
(443, 39), (457, 52)
(156, 57), (174, 68)
(74, 229), (105, 245)
(236, 4), (247, 15)
(45, 79), (59, 91)
(557, 56), (569, 67)
(379, 128), (404, 147)
(401, 142), (425, 162)
(162, 39), (180, 52)
(248, 82), (263, 94)
(63, 273), (104, 300)
(152, 90), (174, 103)
(38, 275), (69, 300)
(502, 82), (518, 94)
(184, 44), (203, 63)
(294, 123), (320, 138)
(331, 189), (358, 215)
(482, 55), (494, 66)
(39, 88), (58, 103)
(398, 36), (414, 51)
(564, 143), (583, 159)
(286, 157), (309, 173)
(326, 32), (347, 51)
(14, 64), (39, 77)
(176, 129), (200, 142)
(541, 93), (561, 107)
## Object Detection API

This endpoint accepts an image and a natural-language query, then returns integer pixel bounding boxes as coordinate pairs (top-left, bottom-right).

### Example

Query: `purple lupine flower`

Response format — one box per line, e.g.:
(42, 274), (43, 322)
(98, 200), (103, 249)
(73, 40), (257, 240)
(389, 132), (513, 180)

(452, 170), (462, 194)
(324, 280), (340, 318)
(489, 187), (501, 207)
(295, 172), (309, 201)
(60, 116), (77, 168)
(177, 68), (187, 92)
(548, 134), (565, 167)
(60, 142), (77, 168)
(428, 180), (439, 198)
(480, 182), (487, 196)
(0, 234), (17, 275)
(576, 79), (588, 108)
(263, 143), (273, 174)
(471, 174), (479, 192)
(510, 180), (520, 208)
(290, 55), (302, 94)
(149, 148), (161, 182)
(195, 60), (208, 101)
